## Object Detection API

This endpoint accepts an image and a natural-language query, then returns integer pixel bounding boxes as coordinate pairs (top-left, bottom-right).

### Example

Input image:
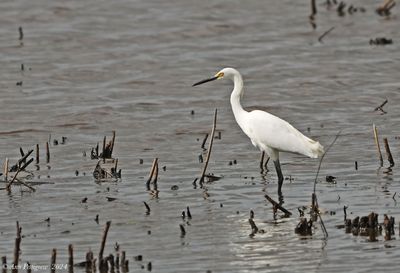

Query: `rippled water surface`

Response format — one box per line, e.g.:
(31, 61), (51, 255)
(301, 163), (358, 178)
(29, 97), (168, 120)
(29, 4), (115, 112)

(1, 0), (400, 272)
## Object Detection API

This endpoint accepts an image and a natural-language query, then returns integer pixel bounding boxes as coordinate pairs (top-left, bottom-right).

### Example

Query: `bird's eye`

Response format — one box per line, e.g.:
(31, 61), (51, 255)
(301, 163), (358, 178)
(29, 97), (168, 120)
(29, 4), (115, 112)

(217, 72), (224, 78)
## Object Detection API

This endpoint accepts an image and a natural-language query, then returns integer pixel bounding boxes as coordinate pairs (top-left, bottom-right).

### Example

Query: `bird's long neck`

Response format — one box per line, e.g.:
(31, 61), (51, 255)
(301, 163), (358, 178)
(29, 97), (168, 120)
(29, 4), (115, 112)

(230, 73), (248, 127)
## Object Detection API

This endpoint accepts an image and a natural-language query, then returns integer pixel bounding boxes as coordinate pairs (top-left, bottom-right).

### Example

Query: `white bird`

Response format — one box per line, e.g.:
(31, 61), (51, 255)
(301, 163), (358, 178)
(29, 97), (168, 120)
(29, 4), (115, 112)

(193, 67), (324, 195)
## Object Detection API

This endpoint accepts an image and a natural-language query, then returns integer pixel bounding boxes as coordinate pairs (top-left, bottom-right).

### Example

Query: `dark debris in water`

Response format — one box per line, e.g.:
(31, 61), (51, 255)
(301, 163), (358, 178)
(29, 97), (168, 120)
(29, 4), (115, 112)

(295, 218), (313, 236)
(338, 211), (396, 242)
(369, 37), (393, 46)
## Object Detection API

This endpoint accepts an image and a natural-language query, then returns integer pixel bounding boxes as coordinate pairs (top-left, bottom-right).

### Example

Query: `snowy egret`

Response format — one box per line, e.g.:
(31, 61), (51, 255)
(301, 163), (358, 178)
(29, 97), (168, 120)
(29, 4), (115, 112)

(193, 68), (324, 195)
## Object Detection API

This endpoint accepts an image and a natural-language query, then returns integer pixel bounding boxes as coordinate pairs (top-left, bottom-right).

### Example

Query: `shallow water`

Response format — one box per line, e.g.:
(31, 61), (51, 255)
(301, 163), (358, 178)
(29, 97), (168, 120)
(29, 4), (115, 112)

(1, 0), (400, 272)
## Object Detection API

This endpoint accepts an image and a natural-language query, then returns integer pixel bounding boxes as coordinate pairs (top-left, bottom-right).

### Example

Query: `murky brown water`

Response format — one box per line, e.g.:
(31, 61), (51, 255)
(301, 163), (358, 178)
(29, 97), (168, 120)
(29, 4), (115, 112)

(1, 0), (400, 272)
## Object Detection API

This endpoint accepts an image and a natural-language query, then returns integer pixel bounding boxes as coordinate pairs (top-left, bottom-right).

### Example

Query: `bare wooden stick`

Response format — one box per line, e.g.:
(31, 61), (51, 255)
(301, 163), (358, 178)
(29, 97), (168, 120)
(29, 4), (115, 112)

(383, 138), (395, 167)
(12, 222), (21, 273)
(68, 244), (74, 273)
(114, 159), (118, 175)
(264, 194), (292, 216)
(200, 109), (217, 183)
(146, 158), (158, 189)
(15, 178), (35, 192)
(153, 160), (159, 189)
(46, 142), (50, 164)
(373, 124), (383, 167)
(4, 158), (9, 182)
(120, 251), (126, 272)
(110, 131), (116, 156)
(102, 136), (106, 163)
(99, 221), (111, 266)
(36, 144), (40, 164)
(50, 249), (57, 273)
(6, 167), (23, 191)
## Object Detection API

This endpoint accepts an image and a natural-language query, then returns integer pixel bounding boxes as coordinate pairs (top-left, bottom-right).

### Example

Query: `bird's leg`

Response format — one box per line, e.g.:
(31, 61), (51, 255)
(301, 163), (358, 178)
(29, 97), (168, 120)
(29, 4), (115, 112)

(259, 152), (265, 170)
(260, 151), (270, 172)
(274, 159), (284, 198)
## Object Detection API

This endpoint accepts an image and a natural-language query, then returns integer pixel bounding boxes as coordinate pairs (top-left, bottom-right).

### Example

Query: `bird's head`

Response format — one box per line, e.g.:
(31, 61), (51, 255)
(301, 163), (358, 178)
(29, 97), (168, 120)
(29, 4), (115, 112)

(192, 67), (238, 86)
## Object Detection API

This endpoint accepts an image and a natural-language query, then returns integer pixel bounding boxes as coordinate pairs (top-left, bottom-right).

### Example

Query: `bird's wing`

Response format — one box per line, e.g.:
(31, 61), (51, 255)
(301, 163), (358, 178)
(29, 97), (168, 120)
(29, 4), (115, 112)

(245, 110), (318, 157)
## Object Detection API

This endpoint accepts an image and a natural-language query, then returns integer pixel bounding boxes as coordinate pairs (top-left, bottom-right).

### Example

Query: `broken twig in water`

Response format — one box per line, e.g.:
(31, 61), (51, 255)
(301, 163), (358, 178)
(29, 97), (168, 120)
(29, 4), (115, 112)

(143, 201), (151, 215)
(372, 124), (383, 167)
(264, 194), (292, 216)
(201, 133), (209, 150)
(374, 99), (388, 114)
(318, 27), (335, 43)
(179, 224), (186, 237)
(200, 109), (217, 183)
(383, 138), (395, 167)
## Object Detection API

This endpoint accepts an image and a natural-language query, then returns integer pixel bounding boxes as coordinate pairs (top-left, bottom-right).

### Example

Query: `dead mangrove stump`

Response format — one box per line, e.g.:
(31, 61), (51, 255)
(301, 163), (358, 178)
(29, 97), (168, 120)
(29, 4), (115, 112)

(264, 194), (292, 217)
(99, 221), (111, 271)
(85, 250), (94, 273)
(100, 131), (116, 159)
(36, 144), (40, 164)
(295, 218), (313, 236)
(91, 132), (121, 181)
(199, 109), (217, 183)
(2, 256), (7, 273)
(93, 159), (121, 182)
(50, 249), (57, 273)
(68, 244), (74, 273)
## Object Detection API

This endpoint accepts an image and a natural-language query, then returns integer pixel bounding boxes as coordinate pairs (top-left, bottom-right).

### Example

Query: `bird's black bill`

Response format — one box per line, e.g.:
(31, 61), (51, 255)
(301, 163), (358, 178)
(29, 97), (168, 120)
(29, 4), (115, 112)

(192, 76), (218, 87)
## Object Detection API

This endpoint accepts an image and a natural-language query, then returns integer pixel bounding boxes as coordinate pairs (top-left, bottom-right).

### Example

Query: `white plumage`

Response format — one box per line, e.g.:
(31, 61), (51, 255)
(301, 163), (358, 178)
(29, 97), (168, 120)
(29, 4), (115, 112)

(193, 67), (324, 195)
